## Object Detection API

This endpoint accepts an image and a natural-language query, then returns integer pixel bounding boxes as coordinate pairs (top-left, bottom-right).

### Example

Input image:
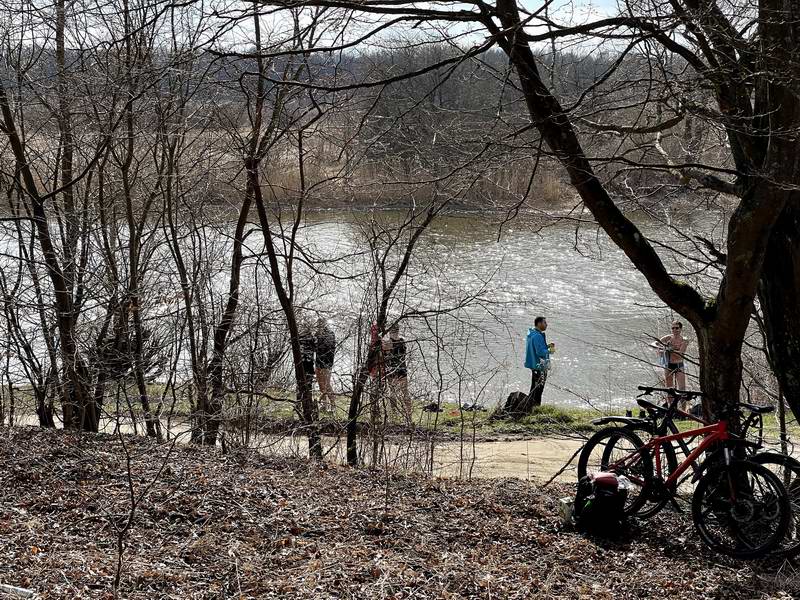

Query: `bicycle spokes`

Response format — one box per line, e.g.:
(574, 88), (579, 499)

(693, 461), (790, 559)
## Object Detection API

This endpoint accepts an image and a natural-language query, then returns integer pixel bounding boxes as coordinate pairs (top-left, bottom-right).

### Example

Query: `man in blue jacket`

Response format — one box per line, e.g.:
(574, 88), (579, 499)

(525, 316), (551, 407)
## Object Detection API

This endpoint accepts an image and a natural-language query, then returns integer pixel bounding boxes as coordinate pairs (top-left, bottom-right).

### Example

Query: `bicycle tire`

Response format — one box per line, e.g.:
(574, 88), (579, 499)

(692, 460), (791, 559)
(614, 424), (678, 518)
(577, 427), (653, 516)
(750, 452), (800, 556)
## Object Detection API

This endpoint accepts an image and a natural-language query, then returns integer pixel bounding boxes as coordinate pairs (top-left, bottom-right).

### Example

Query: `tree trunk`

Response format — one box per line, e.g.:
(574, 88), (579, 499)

(250, 163), (322, 459)
(759, 204), (800, 419)
(695, 325), (744, 427)
(35, 387), (55, 428)
(204, 190), (253, 447)
(347, 360), (374, 466)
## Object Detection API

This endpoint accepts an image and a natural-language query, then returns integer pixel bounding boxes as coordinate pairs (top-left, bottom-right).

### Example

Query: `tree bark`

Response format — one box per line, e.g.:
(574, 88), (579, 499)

(759, 204), (800, 417)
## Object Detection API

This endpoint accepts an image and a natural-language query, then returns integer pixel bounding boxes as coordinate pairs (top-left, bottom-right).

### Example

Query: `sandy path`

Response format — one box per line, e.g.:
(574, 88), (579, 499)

(433, 437), (584, 482)
(13, 413), (586, 482)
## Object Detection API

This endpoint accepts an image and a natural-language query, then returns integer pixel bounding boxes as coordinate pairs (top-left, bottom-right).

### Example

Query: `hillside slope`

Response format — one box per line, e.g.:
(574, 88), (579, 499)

(0, 427), (792, 599)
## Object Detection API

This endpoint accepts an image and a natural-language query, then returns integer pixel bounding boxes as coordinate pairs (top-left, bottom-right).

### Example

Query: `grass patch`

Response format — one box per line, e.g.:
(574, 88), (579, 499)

(13, 380), (800, 445)
(489, 405), (599, 436)
(418, 403), (602, 438)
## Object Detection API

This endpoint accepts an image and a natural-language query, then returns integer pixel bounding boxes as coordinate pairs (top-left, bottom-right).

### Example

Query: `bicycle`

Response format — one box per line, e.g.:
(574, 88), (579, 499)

(577, 402), (791, 559)
(593, 386), (767, 466)
(581, 386), (800, 555)
(587, 386), (767, 498)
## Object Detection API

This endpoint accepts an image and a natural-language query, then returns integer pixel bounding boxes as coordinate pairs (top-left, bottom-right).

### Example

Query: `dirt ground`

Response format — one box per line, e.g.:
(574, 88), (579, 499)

(0, 427), (797, 599)
(432, 437), (583, 481)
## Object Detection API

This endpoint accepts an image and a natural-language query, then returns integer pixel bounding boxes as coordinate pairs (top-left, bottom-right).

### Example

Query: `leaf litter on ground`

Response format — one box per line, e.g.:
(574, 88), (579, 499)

(0, 427), (796, 599)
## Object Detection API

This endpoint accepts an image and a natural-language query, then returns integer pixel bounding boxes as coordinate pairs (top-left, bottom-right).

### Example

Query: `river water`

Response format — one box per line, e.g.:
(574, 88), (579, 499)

(299, 208), (712, 411)
(0, 206), (716, 413)
(0, 206), (739, 482)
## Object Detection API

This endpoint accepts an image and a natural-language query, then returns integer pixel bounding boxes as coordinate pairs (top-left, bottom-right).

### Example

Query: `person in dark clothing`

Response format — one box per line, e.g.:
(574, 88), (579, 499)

(382, 322), (411, 421)
(315, 318), (336, 412)
(297, 317), (316, 394)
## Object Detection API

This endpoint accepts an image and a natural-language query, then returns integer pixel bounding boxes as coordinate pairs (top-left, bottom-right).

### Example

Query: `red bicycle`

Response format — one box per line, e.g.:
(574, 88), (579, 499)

(578, 402), (791, 559)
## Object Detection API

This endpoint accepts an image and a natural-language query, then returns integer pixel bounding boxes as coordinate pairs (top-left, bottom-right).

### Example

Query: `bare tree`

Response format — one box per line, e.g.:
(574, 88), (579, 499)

(250, 0), (800, 422)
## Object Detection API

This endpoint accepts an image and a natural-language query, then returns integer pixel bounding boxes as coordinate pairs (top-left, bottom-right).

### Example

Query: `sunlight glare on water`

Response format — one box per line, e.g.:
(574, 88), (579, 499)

(300, 210), (713, 410)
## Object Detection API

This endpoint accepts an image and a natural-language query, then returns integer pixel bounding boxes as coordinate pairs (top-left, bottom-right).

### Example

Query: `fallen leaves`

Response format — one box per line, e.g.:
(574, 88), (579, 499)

(0, 427), (795, 599)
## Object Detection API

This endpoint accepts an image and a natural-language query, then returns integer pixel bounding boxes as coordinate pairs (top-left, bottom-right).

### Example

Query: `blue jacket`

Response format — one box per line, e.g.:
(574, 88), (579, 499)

(525, 328), (550, 371)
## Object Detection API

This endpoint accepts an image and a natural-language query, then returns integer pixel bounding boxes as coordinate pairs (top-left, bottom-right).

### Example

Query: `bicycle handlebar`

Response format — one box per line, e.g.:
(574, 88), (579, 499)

(637, 385), (703, 399)
(635, 386), (769, 417)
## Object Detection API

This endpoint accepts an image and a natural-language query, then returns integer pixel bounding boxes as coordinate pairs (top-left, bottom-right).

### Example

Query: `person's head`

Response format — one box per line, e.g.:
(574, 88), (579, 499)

(671, 321), (683, 335)
(388, 322), (400, 339)
(316, 317), (327, 333)
(534, 316), (547, 331)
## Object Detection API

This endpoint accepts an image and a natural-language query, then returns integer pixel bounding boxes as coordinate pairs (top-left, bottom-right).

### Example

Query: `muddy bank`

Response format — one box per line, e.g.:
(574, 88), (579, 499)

(0, 427), (794, 599)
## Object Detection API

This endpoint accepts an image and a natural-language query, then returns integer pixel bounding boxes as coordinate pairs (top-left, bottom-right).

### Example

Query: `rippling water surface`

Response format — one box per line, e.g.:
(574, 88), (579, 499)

(299, 209), (717, 409)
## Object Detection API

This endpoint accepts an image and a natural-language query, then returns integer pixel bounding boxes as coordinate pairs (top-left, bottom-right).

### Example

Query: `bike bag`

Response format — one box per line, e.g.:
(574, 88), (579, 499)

(574, 472), (629, 535)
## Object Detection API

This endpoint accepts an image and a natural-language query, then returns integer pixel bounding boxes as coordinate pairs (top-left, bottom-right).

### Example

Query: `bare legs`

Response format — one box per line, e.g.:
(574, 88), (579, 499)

(663, 367), (687, 409)
(316, 367), (335, 412)
(663, 367), (674, 390)
(387, 376), (411, 423)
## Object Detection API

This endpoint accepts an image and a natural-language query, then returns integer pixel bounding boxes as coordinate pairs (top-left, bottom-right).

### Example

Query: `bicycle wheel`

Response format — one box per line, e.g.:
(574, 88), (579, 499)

(611, 425), (678, 518)
(750, 452), (800, 556)
(577, 427), (653, 515)
(692, 460), (790, 559)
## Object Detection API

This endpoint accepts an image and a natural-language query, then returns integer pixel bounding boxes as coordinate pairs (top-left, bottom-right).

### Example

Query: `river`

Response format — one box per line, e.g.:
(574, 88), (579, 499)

(0, 205), (719, 433)
(298, 208), (714, 411)
(0, 204), (749, 482)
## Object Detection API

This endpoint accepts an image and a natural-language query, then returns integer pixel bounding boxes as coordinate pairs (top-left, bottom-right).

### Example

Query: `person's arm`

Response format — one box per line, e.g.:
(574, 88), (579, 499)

(532, 332), (550, 366)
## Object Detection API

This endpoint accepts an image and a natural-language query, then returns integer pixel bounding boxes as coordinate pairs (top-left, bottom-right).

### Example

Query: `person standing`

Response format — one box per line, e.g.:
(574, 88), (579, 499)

(524, 316), (552, 408)
(382, 322), (411, 422)
(658, 320), (689, 401)
(315, 317), (337, 413)
(297, 316), (316, 399)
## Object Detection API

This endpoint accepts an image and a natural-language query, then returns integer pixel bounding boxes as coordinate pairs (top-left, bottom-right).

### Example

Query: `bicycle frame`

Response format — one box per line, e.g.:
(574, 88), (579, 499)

(665, 411), (763, 478)
(646, 397), (707, 472)
(609, 419), (732, 489)
(650, 420), (730, 488)
(637, 389), (764, 476)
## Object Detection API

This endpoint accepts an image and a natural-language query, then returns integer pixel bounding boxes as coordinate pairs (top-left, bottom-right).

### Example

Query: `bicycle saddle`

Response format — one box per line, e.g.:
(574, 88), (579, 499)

(739, 402), (774, 415)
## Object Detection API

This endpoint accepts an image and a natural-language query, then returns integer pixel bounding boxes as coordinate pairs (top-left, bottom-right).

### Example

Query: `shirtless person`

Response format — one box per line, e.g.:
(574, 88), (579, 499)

(658, 320), (689, 405)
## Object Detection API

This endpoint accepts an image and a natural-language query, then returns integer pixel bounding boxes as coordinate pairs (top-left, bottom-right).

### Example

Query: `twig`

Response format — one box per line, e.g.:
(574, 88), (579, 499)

(0, 583), (35, 598)
(542, 445), (582, 488)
